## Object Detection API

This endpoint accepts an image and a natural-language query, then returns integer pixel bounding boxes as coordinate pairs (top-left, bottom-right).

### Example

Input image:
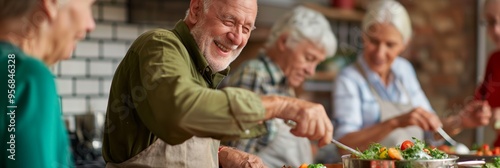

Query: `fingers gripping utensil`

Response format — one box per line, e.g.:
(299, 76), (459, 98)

(437, 127), (470, 154)
(285, 120), (364, 156)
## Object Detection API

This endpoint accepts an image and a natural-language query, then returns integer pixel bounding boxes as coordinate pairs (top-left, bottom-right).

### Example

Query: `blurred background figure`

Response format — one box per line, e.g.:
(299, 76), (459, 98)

(222, 6), (337, 168)
(0, 0), (95, 167)
(331, 0), (490, 160)
(476, 0), (500, 147)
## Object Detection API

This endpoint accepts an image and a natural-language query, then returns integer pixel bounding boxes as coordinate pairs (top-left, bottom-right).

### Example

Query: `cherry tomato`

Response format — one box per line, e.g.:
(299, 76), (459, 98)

(494, 147), (500, 155)
(485, 150), (493, 156)
(400, 140), (414, 151)
(483, 144), (490, 152)
(477, 150), (483, 156)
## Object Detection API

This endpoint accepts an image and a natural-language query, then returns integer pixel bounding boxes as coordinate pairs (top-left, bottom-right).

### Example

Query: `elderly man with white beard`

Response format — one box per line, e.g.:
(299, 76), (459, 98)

(102, 0), (334, 167)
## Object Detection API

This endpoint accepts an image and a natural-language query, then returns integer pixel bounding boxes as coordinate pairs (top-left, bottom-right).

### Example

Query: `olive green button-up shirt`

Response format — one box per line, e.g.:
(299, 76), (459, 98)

(102, 21), (267, 163)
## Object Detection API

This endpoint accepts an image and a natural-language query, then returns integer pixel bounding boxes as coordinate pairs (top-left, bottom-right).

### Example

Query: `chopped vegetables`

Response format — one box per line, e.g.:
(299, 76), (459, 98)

(355, 137), (448, 160)
(287, 163), (326, 168)
(387, 147), (403, 160)
(483, 157), (500, 168)
(306, 163), (326, 168)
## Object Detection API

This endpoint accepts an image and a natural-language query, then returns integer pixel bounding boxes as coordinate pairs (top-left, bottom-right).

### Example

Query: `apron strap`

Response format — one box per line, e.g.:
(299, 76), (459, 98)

(258, 55), (295, 97)
(354, 62), (385, 103)
(259, 55), (276, 86)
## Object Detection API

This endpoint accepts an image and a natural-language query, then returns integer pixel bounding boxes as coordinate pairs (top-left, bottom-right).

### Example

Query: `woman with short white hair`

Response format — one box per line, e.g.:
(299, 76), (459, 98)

(332, 0), (490, 155)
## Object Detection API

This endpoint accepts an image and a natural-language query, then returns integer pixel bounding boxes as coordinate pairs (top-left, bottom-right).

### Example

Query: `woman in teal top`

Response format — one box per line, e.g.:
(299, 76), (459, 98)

(0, 0), (96, 167)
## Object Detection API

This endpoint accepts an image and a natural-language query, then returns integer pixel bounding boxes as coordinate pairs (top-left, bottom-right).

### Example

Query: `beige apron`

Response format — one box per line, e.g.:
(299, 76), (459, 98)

(106, 137), (219, 168)
(256, 119), (312, 168)
(355, 63), (423, 147)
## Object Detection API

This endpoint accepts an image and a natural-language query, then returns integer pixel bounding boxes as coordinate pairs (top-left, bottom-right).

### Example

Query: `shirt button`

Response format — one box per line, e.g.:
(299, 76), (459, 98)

(205, 68), (209, 72)
(245, 129), (250, 134)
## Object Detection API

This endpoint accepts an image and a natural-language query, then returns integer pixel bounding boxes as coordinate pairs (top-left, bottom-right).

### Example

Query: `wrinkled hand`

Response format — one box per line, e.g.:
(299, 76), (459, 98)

(393, 107), (442, 131)
(460, 100), (491, 128)
(263, 96), (333, 147)
(218, 147), (267, 168)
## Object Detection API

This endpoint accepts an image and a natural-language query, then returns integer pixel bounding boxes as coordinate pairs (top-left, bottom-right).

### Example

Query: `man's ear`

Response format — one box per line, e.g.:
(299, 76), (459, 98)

(40, 0), (58, 22)
(187, 0), (203, 25)
(277, 33), (290, 52)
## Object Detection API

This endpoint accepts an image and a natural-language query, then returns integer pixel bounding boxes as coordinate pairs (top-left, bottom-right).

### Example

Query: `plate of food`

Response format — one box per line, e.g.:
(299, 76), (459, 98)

(436, 144), (500, 163)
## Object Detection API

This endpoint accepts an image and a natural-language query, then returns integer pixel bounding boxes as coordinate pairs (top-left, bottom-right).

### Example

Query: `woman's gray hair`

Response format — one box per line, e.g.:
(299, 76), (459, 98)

(0, 0), (69, 22)
(0, 0), (39, 21)
(362, 0), (412, 44)
(265, 6), (337, 57)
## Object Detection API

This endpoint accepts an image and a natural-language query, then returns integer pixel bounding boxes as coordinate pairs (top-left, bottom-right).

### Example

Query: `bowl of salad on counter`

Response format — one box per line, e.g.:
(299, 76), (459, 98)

(341, 138), (480, 168)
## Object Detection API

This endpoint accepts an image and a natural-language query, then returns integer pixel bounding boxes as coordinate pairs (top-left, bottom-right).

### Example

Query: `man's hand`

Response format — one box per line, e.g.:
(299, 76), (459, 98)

(218, 146), (267, 168)
(461, 100), (491, 128)
(261, 96), (333, 147)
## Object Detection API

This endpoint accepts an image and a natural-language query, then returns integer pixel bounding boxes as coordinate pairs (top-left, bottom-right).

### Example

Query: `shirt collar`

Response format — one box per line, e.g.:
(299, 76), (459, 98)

(258, 52), (287, 85)
(172, 20), (229, 88)
(358, 55), (401, 87)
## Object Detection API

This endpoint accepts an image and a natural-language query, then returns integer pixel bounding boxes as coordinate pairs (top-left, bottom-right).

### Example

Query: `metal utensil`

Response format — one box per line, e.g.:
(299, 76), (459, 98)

(331, 139), (363, 156)
(437, 127), (457, 145)
(455, 160), (485, 166)
(437, 127), (470, 154)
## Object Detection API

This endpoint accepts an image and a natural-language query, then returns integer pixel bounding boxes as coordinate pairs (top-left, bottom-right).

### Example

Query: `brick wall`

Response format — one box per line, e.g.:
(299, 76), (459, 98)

(399, 0), (482, 145)
(54, 0), (173, 116)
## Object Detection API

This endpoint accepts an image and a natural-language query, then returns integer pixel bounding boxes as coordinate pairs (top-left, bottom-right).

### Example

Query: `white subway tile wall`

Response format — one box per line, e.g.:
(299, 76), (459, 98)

(76, 80), (101, 95)
(56, 0), (172, 114)
(116, 25), (140, 40)
(89, 24), (113, 39)
(60, 60), (87, 76)
(89, 97), (110, 113)
(62, 98), (88, 114)
(90, 61), (114, 76)
(103, 42), (128, 58)
(56, 79), (73, 95)
(75, 41), (100, 57)
(102, 79), (113, 95)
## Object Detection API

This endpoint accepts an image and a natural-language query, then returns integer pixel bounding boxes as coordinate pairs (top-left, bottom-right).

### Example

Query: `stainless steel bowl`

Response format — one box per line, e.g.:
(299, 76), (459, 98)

(341, 154), (459, 168)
